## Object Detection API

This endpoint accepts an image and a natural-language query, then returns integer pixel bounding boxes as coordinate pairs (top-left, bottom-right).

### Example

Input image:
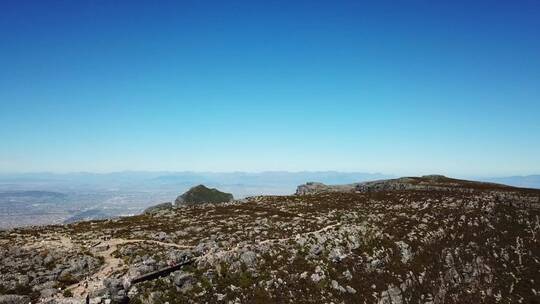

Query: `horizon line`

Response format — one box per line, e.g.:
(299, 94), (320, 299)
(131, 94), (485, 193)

(0, 170), (538, 179)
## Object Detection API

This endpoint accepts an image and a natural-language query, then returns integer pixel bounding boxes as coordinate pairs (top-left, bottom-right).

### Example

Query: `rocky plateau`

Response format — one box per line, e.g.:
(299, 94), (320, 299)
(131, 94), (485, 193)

(1, 176), (539, 304)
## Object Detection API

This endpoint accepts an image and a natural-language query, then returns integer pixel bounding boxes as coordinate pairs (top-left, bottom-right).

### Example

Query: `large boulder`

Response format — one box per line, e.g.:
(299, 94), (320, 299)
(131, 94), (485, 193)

(103, 278), (129, 304)
(172, 270), (195, 293)
(175, 185), (233, 206)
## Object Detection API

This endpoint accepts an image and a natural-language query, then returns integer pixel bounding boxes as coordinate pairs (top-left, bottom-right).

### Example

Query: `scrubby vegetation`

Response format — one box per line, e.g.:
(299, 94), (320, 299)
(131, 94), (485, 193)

(1, 177), (539, 303)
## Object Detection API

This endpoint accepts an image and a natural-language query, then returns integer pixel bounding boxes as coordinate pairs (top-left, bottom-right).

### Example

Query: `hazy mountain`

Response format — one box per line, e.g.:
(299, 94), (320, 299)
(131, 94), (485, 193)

(0, 171), (391, 229)
(479, 175), (540, 189)
(1, 171), (538, 229)
(0, 171), (392, 196)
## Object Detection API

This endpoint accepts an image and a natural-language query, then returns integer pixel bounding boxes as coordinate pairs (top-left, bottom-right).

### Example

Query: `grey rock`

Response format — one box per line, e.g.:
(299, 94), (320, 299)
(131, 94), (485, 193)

(240, 251), (257, 268)
(310, 244), (323, 256)
(173, 271), (194, 293)
(346, 286), (357, 294)
(328, 248), (347, 262)
(331, 280), (346, 293)
(40, 288), (58, 298)
(0, 295), (31, 304)
(310, 273), (323, 283)
(343, 270), (353, 280)
(296, 182), (357, 195)
(103, 278), (128, 304)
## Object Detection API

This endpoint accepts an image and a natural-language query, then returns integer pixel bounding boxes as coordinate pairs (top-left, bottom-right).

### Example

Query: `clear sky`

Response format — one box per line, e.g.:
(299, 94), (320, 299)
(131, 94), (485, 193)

(1, 1), (539, 176)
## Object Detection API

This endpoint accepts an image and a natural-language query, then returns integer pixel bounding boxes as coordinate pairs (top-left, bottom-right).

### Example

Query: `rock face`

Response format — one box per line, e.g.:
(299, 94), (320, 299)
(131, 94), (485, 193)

(296, 175), (522, 195)
(175, 185), (233, 205)
(354, 175), (513, 193)
(295, 182), (357, 195)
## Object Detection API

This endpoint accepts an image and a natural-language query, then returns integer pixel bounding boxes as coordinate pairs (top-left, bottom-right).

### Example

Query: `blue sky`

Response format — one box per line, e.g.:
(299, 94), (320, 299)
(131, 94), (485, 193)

(1, 1), (539, 176)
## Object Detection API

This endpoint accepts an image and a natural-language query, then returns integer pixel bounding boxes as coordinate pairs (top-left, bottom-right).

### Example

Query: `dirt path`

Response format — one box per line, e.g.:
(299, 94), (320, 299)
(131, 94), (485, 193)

(23, 235), (75, 250)
(54, 222), (341, 299)
(66, 238), (193, 298)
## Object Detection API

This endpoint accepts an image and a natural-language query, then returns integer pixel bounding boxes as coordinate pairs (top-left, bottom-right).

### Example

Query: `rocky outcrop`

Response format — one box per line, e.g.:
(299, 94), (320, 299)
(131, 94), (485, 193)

(0, 243), (102, 303)
(295, 182), (357, 195)
(354, 175), (503, 192)
(143, 202), (173, 214)
(175, 185), (233, 205)
(296, 175), (523, 195)
(104, 278), (129, 304)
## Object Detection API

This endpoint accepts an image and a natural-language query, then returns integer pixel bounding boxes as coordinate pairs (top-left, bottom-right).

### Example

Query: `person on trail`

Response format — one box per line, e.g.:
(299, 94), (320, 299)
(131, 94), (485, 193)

(86, 294), (90, 304)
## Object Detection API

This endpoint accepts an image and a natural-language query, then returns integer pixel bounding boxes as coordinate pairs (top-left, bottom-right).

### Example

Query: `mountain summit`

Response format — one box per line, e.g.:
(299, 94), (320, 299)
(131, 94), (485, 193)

(174, 185), (233, 205)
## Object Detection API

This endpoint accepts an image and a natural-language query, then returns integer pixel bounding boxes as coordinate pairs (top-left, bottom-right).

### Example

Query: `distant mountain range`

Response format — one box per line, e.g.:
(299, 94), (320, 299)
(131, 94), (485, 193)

(0, 171), (393, 195)
(0, 171), (394, 229)
(1, 172), (538, 229)
(480, 175), (540, 189)
(1, 171), (539, 192)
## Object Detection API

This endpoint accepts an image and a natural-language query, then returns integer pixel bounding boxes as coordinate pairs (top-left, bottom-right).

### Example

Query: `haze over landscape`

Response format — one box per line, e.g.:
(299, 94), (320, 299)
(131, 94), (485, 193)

(1, 1), (540, 304)
(1, 1), (539, 228)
